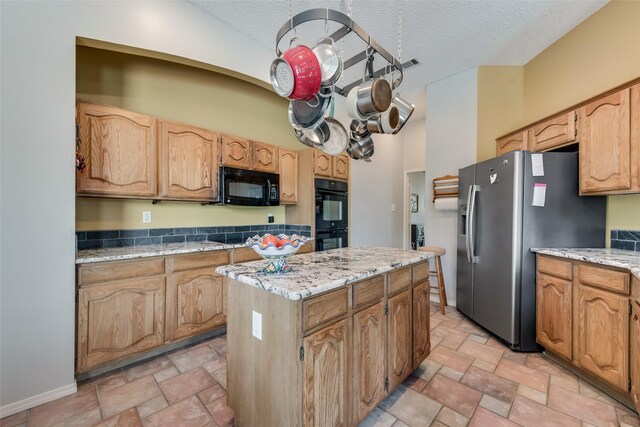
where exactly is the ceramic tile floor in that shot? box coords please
[2,303,639,427]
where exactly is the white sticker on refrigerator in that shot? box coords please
[532,154,544,176]
[532,183,547,207]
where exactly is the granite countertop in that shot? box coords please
[531,248,640,279]
[76,241,245,264]
[215,246,435,301]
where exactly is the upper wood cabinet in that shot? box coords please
[159,121,219,201]
[220,134,252,169]
[529,111,577,152]
[252,141,278,173]
[313,150,333,177]
[303,319,350,427]
[278,149,298,204]
[579,87,635,194]
[631,298,640,414]
[536,271,573,360]
[333,155,350,181]
[496,130,527,156]
[77,101,158,198]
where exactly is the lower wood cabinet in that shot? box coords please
[303,319,350,427]
[412,282,431,369]
[631,299,640,413]
[577,284,628,391]
[352,301,385,424]
[536,272,572,360]
[77,277,165,372]
[388,290,411,392]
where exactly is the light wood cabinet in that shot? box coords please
[76,101,158,198]
[577,284,629,391]
[579,88,634,194]
[77,277,165,372]
[278,149,298,204]
[529,111,577,152]
[536,271,573,360]
[159,121,218,201]
[412,281,431,369]
[496,130,527,156]
[352,301,385,424]
[165,267,226,341]
[220,134,252,169]
[252,141,278,173]
[313,150,333,177]
[388,290,411,392]
[631,299,640,413]
[303,319,350,427]
[333,155,350,181]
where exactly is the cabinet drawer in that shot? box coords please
[78,257,166,286]
[172,251,230,272]
[353,276,384,310]
[537,255,572,280]
[412,261,429,284]
[303,288,349,332]
[388,267,411,294]
[577,263,629,294]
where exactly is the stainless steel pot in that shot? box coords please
[366,104,399,134]
[294,120,329,148]
[312,38,343,86]
[391,94,415,135]
[319,117,348,155]
[356,78,392,116]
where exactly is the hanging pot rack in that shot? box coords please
[275,8,404,96]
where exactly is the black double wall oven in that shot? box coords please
[315,178,348,251]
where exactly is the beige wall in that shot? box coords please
[76,46,302,230]
[477,66,524,162]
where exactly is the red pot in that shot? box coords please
[282,45,321,101]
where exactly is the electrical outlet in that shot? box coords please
[252,310,262,340]
[391,204,396,212]
[268,213,274,223]
[142,211,152,223]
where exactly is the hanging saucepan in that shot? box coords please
[319,117,348,155]
[347,120,375,160]
[391,94,415,135]
[288,85,333,130]
[366,104,399,134]
[312,38,343,86]
[356,78,392,116]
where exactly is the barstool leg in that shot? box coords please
[436,255,447,314]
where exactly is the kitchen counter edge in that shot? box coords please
[531,247,640,280]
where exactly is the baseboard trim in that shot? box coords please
[0,382,77,418]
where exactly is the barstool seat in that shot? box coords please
[417,245,448,314]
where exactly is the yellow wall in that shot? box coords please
[477,66,524,162]
[76,46,303,230]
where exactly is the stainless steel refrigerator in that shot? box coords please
[456,151,606,351]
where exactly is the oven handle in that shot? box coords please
[316,189,348,196]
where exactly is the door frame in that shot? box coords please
[403,169,426,250]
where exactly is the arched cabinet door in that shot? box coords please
[279,149,298,204]
[536,272,572,360]
[220,134,252,169]
[388,290,411,392]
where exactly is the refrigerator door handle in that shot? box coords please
[465,185,473,263]
[469,184,479,264]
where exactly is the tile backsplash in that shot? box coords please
[77,224,312,250]
[610,229,640,252]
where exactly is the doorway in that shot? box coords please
[403,170,426,250]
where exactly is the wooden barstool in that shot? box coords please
[417,246,448,314]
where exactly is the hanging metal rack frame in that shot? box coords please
[275,8,403,96]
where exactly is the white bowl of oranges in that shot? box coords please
[246,233,311,273]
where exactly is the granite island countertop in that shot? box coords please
[215,246,435,300]
[76,241,245,264]
[531,248,640,279]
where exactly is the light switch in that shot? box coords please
[391,204,396,212]
[252,310,262,340]
[142,211,152,223]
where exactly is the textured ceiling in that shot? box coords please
[189,0,606,107]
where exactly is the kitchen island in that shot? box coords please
[216,247,435,427]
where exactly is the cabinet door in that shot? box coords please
[579,89,632,194]
[313,150,332,177]
[353,302,385,423]
[496,130,527,156]
[577,285,629,391]
[529,111,577,152]
[160,121,218,201]
[303,319,349,427]
[412,282,431,369]
[536,272,572,360]
[333,155,349,181]
[252,141,278,173]
[166,267,226,342]
[220,134,252,169]
[77,277,165,372]
[278,149,298,204]
[77,102,157,197]
[631,300,640,414]
[388,290,411,392]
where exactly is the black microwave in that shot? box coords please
[219,166,280,206]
